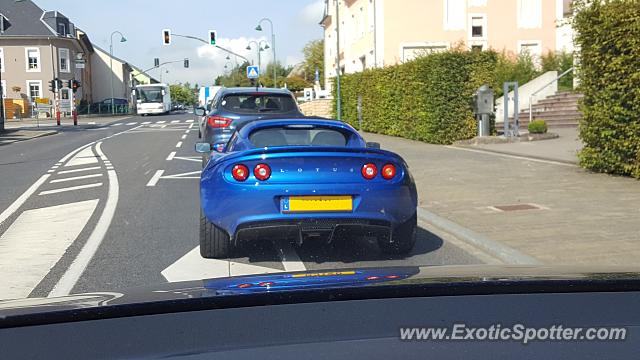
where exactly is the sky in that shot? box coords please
[35,0,325,86]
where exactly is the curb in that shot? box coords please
[0,130,58,144]
[449,145,578,166]
[417,208,541,265]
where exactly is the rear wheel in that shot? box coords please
[200,211,232,259]
[378,213,417,255]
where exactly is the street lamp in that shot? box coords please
[246,40,269,72]
[109,31,127,114]
[256,18,276,87]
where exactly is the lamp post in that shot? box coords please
[109,31,127,114]
[246,40,269,72]
[255,18,276,87]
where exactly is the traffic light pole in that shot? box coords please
[55,81,60,126]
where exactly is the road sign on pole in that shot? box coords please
[247,65,260,79]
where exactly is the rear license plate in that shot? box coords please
[281,196,353,213]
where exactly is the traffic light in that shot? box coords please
[55,79,63,90]
[49,79,56,92]
[162,29,171,45]
[184,59,189,68]
[71,80,81,93]
[67,79,73,88]
[209,30,216,45]
[154,58,160,67]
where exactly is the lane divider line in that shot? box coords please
[166,151,176,161]
[39,183,103,196]
[181,134,187,140]
[146,170,165,187]
[176,141,183,148]
[49,141,120,297]
[186,119,194,123]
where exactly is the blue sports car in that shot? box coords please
[195,118,418,259]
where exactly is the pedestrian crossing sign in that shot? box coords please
[247,66,260,79]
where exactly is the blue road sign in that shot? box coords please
[247,65,260,79]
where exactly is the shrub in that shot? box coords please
[573,0,640,178]
[528,120,548,134]
[332,49,498,144]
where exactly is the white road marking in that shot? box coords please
[166,151,176,161]
[111,123,122,126]
[0,174,50,226]
[50,142,120,297]
[185,130,190,134]
[0,199,99,300]
[156,121,166,124]
[141,121,151,124]
[445,146,577,167]
[88,122,96,125]
[188,123,194,129]
[58,166,101,175]
[161,246,282,282]
[126,122,138,125]
[171,120,180,123]
[181,134,187,140]
[161,170,201,179]
[39,183,103,195]
[276,239,307,272]
[50,173,103,183]
[175,141,183,148]
[174,156,201,163]
[186,119,194,123]
[65,146,98,167]
[146,170,165,186]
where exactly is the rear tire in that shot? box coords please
[378,213,417,255]
[200,211,232,259]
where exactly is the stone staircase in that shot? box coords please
[500,91,583,130]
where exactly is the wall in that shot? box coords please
[91,46,128,102]
[298,99,333,118]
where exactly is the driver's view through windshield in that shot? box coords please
[1,0,640,357]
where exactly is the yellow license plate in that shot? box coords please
[282,196,353,213]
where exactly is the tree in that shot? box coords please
[261,62,293,87]
[283,76,310,92]
[302,39,324,83]
[170,84,197,105]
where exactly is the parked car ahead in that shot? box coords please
[194,87,304,147]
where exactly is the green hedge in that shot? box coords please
[574,0,640,178]
[332,49,499,144]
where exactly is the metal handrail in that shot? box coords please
[528,67,574,124]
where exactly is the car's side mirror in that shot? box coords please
[195,142,212,153]
[194,107,206,116]
[212,142,227,153]
[366,142,381,149]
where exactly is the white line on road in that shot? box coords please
[161,170,201,179]
[156,121,166,124]
[188,123,194,129]
[185,130,190,134]
[142,121,151,124]
[186,119,194,123]
[111,123,122,126]
[166,151,176,161]
[50,173,103,183]
[39,183,103,196]
[0,199,99,300]
[65,146,98,167]
[171,120,180,123]
[176,141,183,148]
[146,170,165,187]
[181,134,187,140]
[58,166,101,175]
[173,156,201,163]
[88,122,96,125]
[276,239,306,272]
[0,175,50,227]
[126,122,138,125]
[50,142,120,297]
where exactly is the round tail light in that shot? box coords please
[232,164,249,181]
[382,164,396,180]
[361,163,378,180]
[254,164,271,181]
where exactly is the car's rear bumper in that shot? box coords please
[200,181,417,243]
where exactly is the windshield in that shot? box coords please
[1,0,639,328]
[221,94,298,113]
[137,87,164,103]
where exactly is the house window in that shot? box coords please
[518,0,542,28]
[26,80,42,103]
[59,48,70,73]
[444,0,465,30]
[402,43,449,62]
[57,23,66,36]
[25,48,41,72]
[471,17,483,37]
[518,41,542,66]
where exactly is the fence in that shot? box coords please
[77,104,130,116]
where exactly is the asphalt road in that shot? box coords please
[0,113,484,299]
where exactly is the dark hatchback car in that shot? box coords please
[195,87,304,151]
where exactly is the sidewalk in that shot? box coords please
[457,128,582,164]
[0,128,58,145]
[2,115,132,130]
[364,131,640,266]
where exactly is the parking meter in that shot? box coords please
[474,85,494,137]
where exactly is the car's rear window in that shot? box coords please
[249,127,348,147]
[221,93,298,114]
